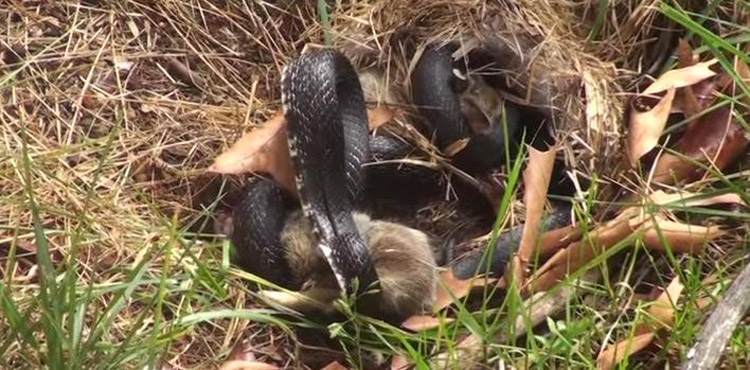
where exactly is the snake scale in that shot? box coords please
[281,49,379,295]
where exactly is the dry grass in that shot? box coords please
[1,0,749,369]
[0,1,318,368]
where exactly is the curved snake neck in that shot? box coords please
[280,49,379,295]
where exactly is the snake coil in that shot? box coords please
[280,49,379,296]
[230,46,566,320]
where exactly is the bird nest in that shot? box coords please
[324,0,626,198]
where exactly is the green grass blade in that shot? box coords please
[0,283,37,348]
[20,126,65,369]
[317,0,333,46]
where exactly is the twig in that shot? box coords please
[683,259,750,370]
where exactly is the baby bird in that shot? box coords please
[456,72,508,135]
[268,210,439,323]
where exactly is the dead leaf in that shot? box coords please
[597,332,655,370]
[443,138,470,157]
[676,39,694,68]
[673,50,703,116]
[434,269,496,311]
[368,105,395,130]
[505,254,524,292]
[646,277,684,329]
[517,146,557,268]
[401,315,453,331]
[671,40,708,114]
[538,224,584,257]
[653,58,750,183]
[529,212,642,294]
[629,58,721,163]
[320,361,348,370]
[596,277,683,370]
[673,74,733,116]
[209,113,297,195]
[641,218,724,254]
[628,88,676,165]
[652,104,746,184]
[675,87,702,116]
[643,59,718,95]
[647,190,746,208]
[209,107,405,196]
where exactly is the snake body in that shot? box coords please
[412,46,520,173]
[230,47,559,319]
[280,49,378,295]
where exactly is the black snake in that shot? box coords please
[230,46,567,311]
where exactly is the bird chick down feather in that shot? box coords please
[265,210,439,321]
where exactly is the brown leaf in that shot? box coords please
[320,361,348,370]
[538,224,584,257]
[673,74,733,116]
[518,146,557,265]
[443,138,470,157]
[643,59,718,95]
[596,277,683,370]
[597,333,655,370]
[505,254,524,291]
[641,218,724,254]
[209,107,403,196]
[675,80,703,116]
[652,103,747,184]
[528,212,642,293]
[653,58,750,183]
[368,105,395,130]
[433,269,496,311]
[209,113,297,195]
[647,190,747,208]
[628,88,676,165]
[676,39,695,68]
[401,315,453,331]
[646,277,684,329]
[628,59,717,165]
